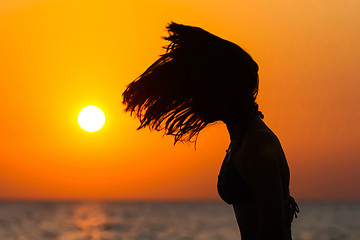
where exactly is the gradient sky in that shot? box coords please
[0,0,359,201]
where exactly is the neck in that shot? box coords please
[224,114,257,142]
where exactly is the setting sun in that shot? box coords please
[78,106,105,132]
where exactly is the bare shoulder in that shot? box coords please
[234,119,283,172]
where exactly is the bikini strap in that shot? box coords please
[288,196,300,223]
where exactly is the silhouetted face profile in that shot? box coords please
[122,22,260,144]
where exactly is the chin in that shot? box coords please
[194,105,222,123]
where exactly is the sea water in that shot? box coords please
[0,201,359,240]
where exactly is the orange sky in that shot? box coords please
[0,0,359,201]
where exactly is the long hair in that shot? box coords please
[122,22,260,144]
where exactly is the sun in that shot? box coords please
[78,106,105,132]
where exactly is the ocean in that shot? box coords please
[0,201,359,240]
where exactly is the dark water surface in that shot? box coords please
[0,201,359,240]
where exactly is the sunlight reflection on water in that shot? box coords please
[68,203,109,240]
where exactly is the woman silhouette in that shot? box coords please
[122,22,299,239]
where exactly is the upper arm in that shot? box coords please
[234,132,286,236]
